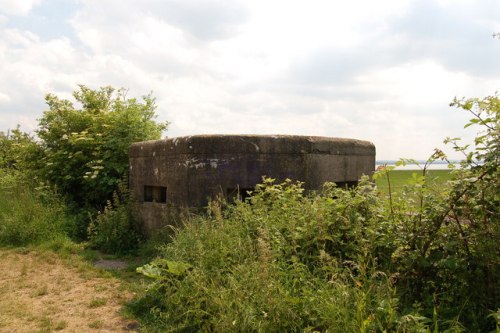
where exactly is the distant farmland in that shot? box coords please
[374,169,452,196]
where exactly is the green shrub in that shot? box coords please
[87,184,143,254]
[375,94,499,331]
[36,86,167,238]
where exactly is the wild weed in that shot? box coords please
[0,180,68,247]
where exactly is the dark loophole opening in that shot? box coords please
[227,187,253,202]
[144,185,167,203]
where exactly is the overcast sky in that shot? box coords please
[0,0,499,160]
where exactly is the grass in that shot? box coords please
[374,169,452,196]
[88,319,104,329]
[0,183,69,247]
[0,246,141,332]
[89,297,108,308]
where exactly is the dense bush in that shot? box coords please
[132,94,498,332]
[0,85,167,250]
[36,85,167,238]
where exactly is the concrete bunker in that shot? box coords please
[129,135,375,233]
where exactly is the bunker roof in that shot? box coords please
[129,135,375,157]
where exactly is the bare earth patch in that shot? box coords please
[0,249,138,333]
[94,259,129,271]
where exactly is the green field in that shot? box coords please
[374,169,452,196]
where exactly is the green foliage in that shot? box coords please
[87,182,143,255]
[375,94,499,331]
[442,94,499,328]
[0,85,167,249]
[0,130,71,246]
[37,85,167,207]
[0,127,43,180]
[132,94,498,332]
[0,127,26,170]
[130,179,424,332]
[36,85,167,238]
[0,181,70,247]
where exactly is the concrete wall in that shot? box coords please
[129,135,375,233]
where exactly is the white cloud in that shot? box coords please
[0,0,42,16]
[0,0,499,161]
[0,92,10,103]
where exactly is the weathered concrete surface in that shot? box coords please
[129,135,375,234]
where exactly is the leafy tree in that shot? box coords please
[0,127,44,188]
[36,85,168,237]
[0,127,39,171]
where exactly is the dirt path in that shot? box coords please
[0,248,139,333]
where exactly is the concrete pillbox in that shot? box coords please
[129,135,375,233]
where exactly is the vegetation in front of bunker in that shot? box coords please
[130,94,499,332]
[0,85,167,253]
[36,85,167,239]
[87,181,143,255]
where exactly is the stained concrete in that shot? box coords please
[129,135,375,233]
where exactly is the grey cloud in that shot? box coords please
[286,0,500,89]
[388,0,500,77]
[235,80,387,107]
[147,0,249,41]
[127,52,201,78]
[287,49,389,86]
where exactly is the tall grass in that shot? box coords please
[0,171,70,246]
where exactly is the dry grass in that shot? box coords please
[0,248,138,333]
